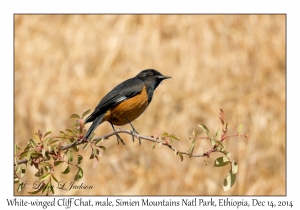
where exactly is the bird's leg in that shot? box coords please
[125,117,139,134]
[125,117,141,145]
[110,122,125,145]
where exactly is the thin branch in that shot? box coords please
[221,134,249,141]
[15,129,208,166]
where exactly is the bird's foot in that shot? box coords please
[116,133,125,145]
[130,129,141,145]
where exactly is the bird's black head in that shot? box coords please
[135,69,171,84]
[135,69,171,103]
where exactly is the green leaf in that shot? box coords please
[210,137,216,146]
[40,167,44,174]
[72,128,81,136]
[14,144,17,156]
[14,144,20,156]
[70,114,80,119]
[214,156,230,167]
[24,143,32,151]
[41,148,46,157]
[21,167,26,178]
[65,129,74,134]
[83,142,89,150]
[26,149,35,161]
[77,155,83,165]
[69,137,76,143]
[192,130,197,137]
[226,152,231,157]
[216,145,225,152]
[161,132,169,136]
[72,145,79,152]
[42,182,49,194]
[19,151,28,160]
[231,160,238,174]
[49,145,57,152]
[169,134,180,141]
[67,150,73,162]
[215,141,225,152]
[98,145,106,151]
[82,109,91,119]
[59,131,66,135]
[95,138,103,146]
[93,148,100,155]
[216,140,225,149]
[43,130,52,138]
[238,124,243,134]
[75,167,84,181]
[178,152,184,162]
[39,162,52,168]
[35,171,42,177]
[198,124,210,136]
[29,139,37,147]
[51,174,58,183]
[188,139,196,158]
[215,128,221,139]
[30,152,43,158]
[15,165,21,174]
[174,148,178,155]
[73,120,80,126]
[54,161,64,166]
[43,138,50,149]
[39,173,51,181]
[17,182,23,192]
[49,183,54,194]
[49,139,59,145]
[14,178,20,184]
[62,165,70,174]
[28,187,44,194]
[151,143,155,149]
[223,172,236,191]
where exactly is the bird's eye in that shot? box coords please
[148,70,154,75]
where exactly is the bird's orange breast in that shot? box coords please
[103,85,149,126]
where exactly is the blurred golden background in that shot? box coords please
[14,15,285,195]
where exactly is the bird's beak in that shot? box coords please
[158,75,172,80]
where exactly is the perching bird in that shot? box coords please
[83,69,171,144]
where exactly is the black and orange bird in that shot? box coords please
[83,69,171,144]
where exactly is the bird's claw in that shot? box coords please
[116,133,125,145]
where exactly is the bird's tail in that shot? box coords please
[83,113,105,140]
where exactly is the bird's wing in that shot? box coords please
[85,78,144,123]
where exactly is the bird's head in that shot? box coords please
[135,69,171,85]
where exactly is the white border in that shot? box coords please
[1,0,299,209]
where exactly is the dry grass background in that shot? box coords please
[14,15,285,195]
